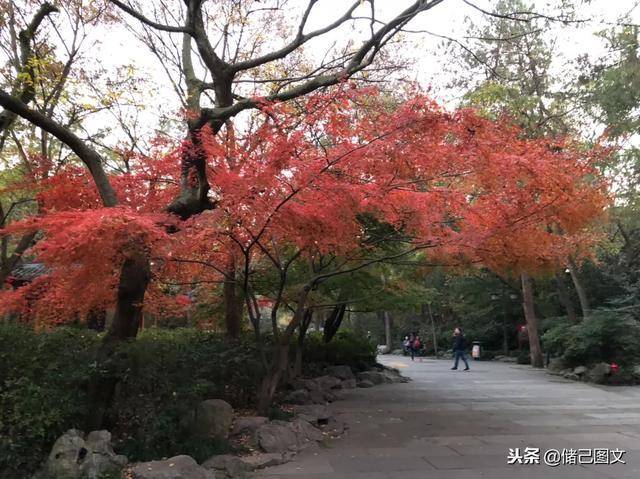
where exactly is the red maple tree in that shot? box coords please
[0,85,610,409]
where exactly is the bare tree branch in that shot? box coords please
[108,0,192,33]
[0,91,118,207]
[229,1,359,73]
[0,2,58,136]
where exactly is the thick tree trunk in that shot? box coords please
[167,33,232,220]
[167,129,214,218]
[292,343,303,381]
[257,340,290,415]
[384,311,392,350]
[521,272,544,368]
[86,308,106,332]
[568,258,590,318]
[421,303,438,354]
[0,231,36,285]
[292,309,313,379]
[223,264,242,339]
[256,289,310,413]
[427,303,438,355]
[554,268,577,322]
[86,251,150,430]
[323,303,346,343]
[501,309,509,356]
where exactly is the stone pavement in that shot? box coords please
[254,355,640,479]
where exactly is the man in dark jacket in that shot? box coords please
[451,327,470,371]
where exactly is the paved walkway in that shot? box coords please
[255,355,640,479]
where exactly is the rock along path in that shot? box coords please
[254,355,640,479]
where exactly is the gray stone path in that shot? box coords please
[255,356,640,479]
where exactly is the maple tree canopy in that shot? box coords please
[0,86,610,326]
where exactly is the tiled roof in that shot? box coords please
[9,263,47,282]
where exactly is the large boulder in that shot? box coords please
[326,365,354,381]
[283,389,311,405]
[286,418,324,448]
[46,429,85,479]
[323,418,347,438]
[81,431,128,478]
[296,378,322,392]
[202,455,250,478]
[381,367,409,383]
[341,379,356,389]
[573,365,588,376]
[129,455,215,479]
[357,379,374,388]
[547,357,567,374]
[587,362,611,384]
[191,399,234,440]
[202,452,294,477]
[254,422,298,453]
[308,389,330,404]
[315,375,342,390]
[293,404,332,425]
[356,371,387,385]
[45,429,127,479]
[230,416,268,437]
[240,452,293,470]
[254,418,324,453]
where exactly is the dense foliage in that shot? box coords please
[2,1,640,476]
[0,324,374,476]
[0,324,99,478]
[302,331,376,373]
[543,311,640,368]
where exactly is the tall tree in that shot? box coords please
[580,25,640,314]
[0,2,57,283]
[521,272,543,367]
[448,0,598,362]
[107,0,445,337]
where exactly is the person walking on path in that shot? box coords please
[408,333,416,361]
[403,335,411,356]
[451,327,470,371]
[413,334,423,362]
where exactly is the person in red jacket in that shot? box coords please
[412,334,421,361]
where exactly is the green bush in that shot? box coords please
[0,325,263,476]
[516,349,531,365]
[0,323,99,478]
[302,330,376,373]
[0,324,378,476]
[542,311,640,368]
[480,350,497,360]
[540,317,573,356]
[107,328,263,462]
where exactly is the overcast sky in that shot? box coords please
[63,0,640,147]
[94,0,638,109]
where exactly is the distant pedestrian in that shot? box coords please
[408,333,421,361]
[407,333,415,360]
[451,327,470,371]
[413,334,423,362]
[403,335,411,355]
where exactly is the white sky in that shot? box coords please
[3,0,637,154]
[88,0,639,137]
